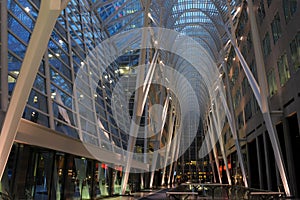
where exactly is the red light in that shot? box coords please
[228,163,231,169]
[102,163,107,169]
[115,166,122,171]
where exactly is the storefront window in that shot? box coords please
[97,162,110,197]
[113,166,123,195]
[25,149,54,200]
[0,144,119,199]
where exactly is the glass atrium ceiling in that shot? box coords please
[92,0,240,58]
[91,0,242,120]
[73,2,246,169]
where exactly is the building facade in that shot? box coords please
[221,0,300,197]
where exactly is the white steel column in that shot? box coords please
[208,116,222,183]
[149,97,167,188]
[171,162,177,185]
[225,0,290,194]
[121,0,151,193]
[149,75,168,188]
[172,124,182,184]
[161,114,175,185]
[0,0,69,180]
[203,119,217,183]
[216,72,248,187]
[208,146,217,183]
[149,140,159,188]
[168,120,180,185]
[246,0,290,195]
[211,101,231,184]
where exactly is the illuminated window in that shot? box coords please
[267,69,277,96]
[277,53,290,86]
[283,0,297,23]
[262,32,271,56]
[271,13,282,44]
[290,32,300,70]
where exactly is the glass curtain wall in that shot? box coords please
[6,0,130,153]
[1,143,115,199]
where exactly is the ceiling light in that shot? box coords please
[24,7,30,13]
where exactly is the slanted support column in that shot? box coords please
[208,117,222,183]
[149,140,159,188]
[170,123,181,185]
[225,0,290,195]
[161,114,175,185]
[219,61,248,187]
[167,123,179,185]
[0,0,69,181]
[167,129,179,185]
[121,0,151,193]
[247,0,290,195]
[205,125,217,183]
[210,103,231,185]
[171,161,178,184]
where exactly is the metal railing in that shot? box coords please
[166,183,295,199]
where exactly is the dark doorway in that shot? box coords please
[287,114,300,197]
[248,139,259,188]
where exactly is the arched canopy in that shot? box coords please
[89,0,243,138]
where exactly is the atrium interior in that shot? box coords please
[0,0,300,199]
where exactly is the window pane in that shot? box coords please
[271,13,282,44]
[267,70,277,96]
[277,54,290,86]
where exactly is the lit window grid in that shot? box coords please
[6,0,130,151]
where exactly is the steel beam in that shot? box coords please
[120,0,151,194]
[0,0,69,180]
[211,101,231,184]
[216,70,248,187]
[208,116,222,183]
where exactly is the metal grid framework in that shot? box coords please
[0,0,292,196]
[1,0,243,173]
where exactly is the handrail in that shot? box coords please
[168,183,295,199]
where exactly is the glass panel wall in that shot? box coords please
[6,0,130,155]
[0,143,120,199]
